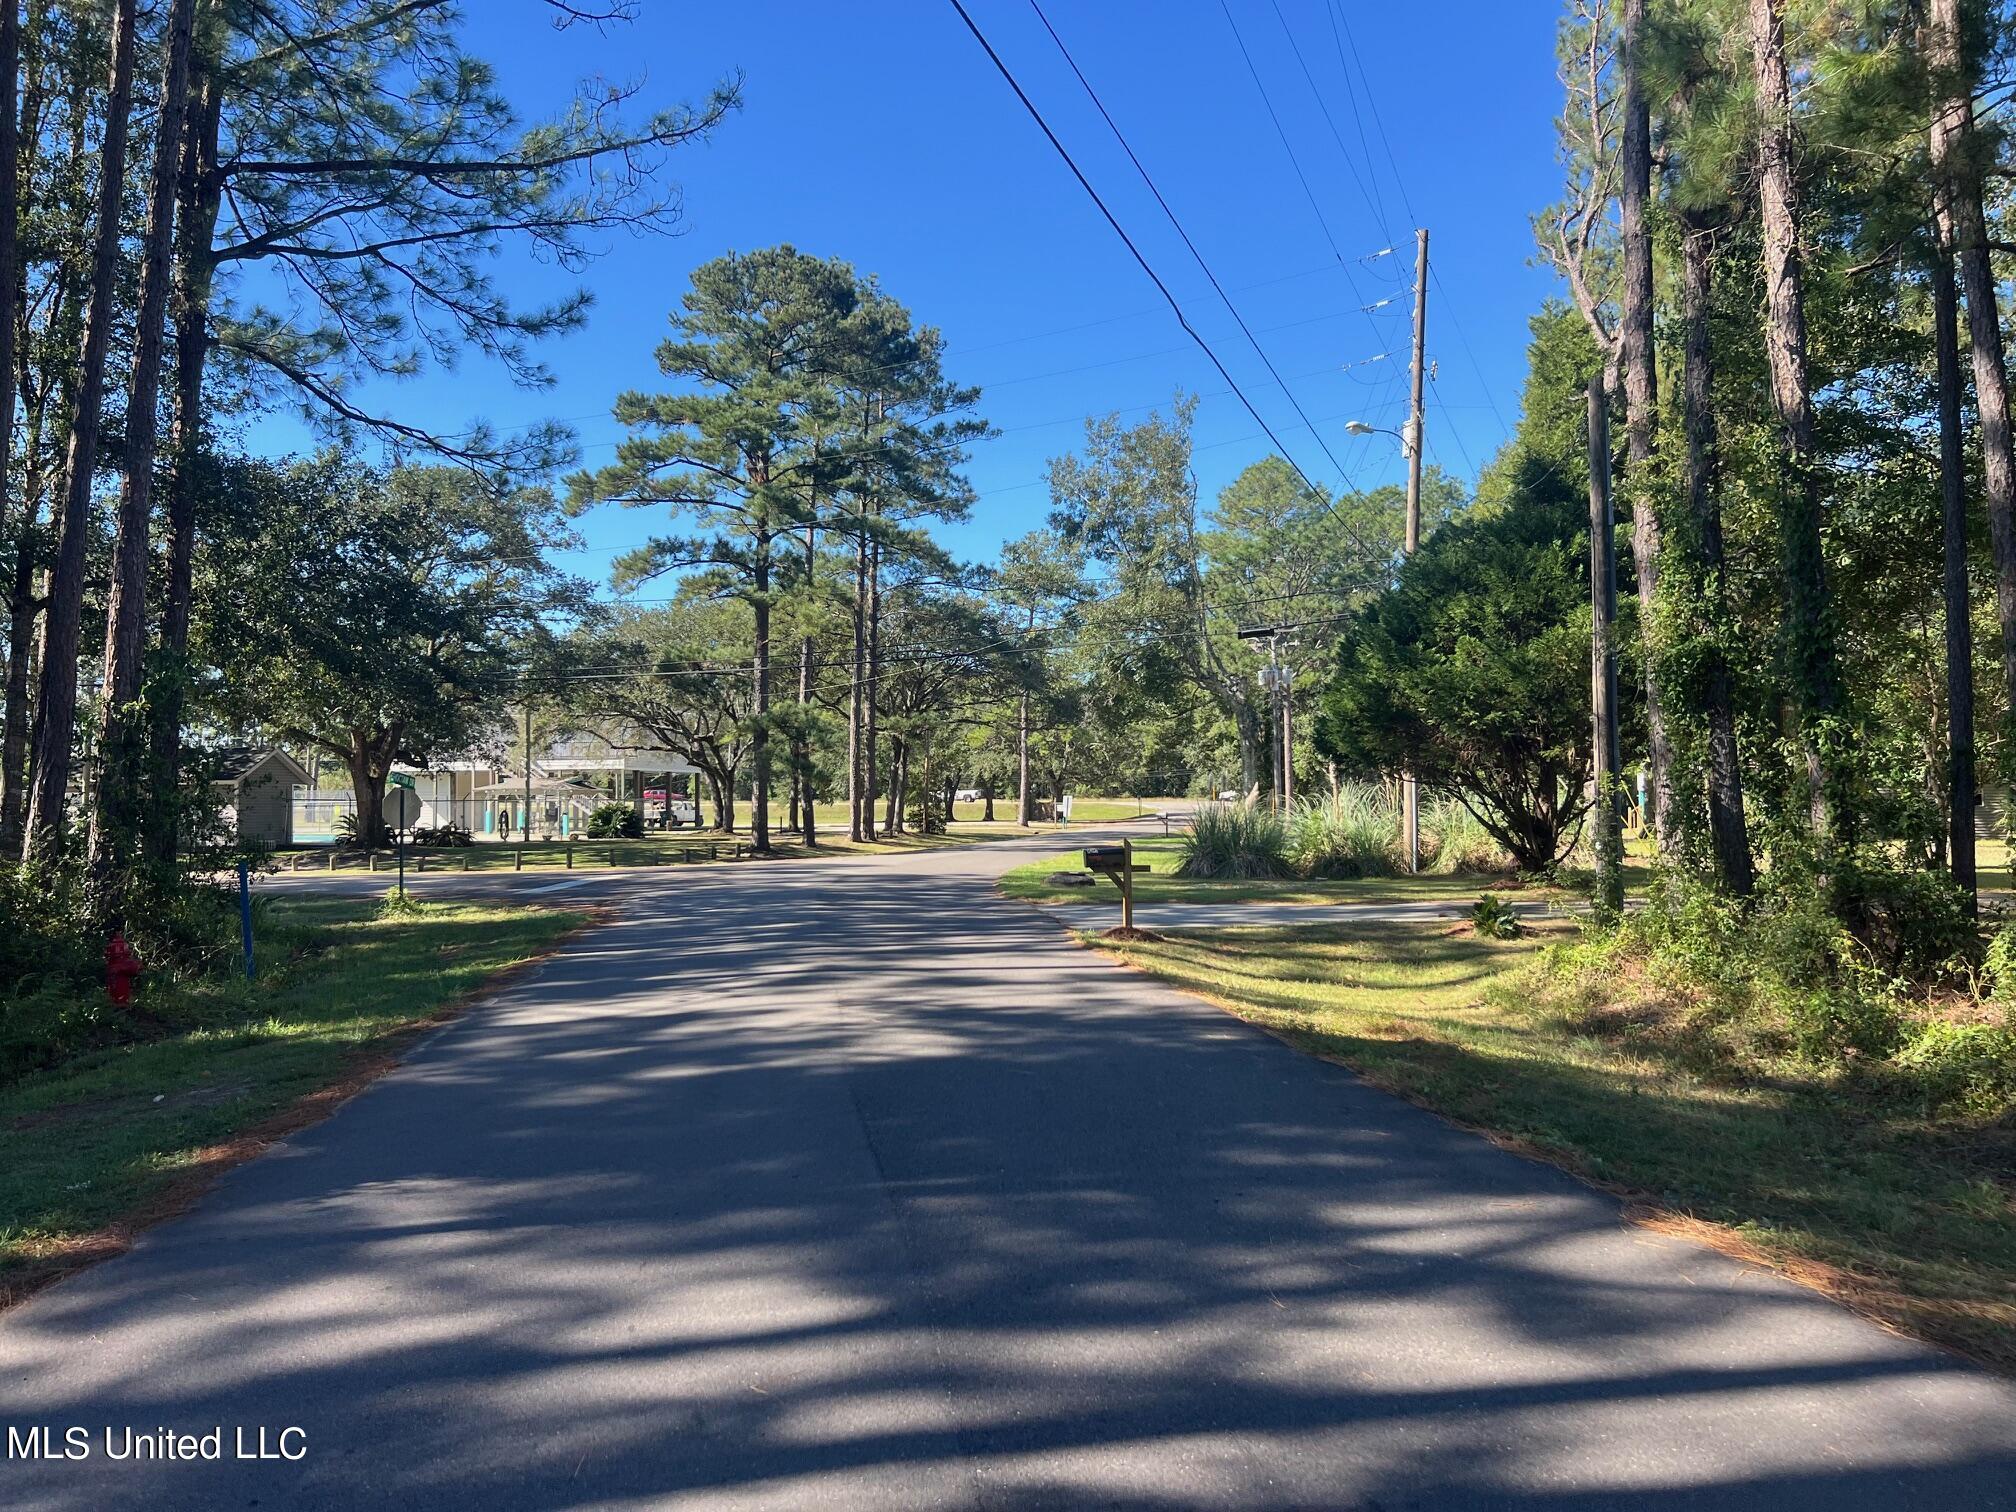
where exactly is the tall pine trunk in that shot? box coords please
[798,520,815,846]
[1620,0,1672,846]
[751,533,772,853]
[90,0,198,888]
[144,35,222,867]
[1680,216,1753,895]
[848,523,867,841]
[0,0,19,751]
[1016,689,1032,825]
[866,535,882,836]
[1931,229,1977,909]
[1746,0,1842,839]
[24,0,138,859]
[1928,0,2016,777]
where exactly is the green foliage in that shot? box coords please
[1318,453,1604,872]
[1175,802,1291,880]
[1425,797,1513,873]
[585,804,644,840]
[1542,865,2012,1114]
[0,858,246,1081]
[198,458,587,847]
[1891,1020,2016,1117]
[1827,859,1979,983]
[1471,894,1525,940]
[1288,787,1398,878]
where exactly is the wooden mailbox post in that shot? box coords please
[1082,838,1151,931]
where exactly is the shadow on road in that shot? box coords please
[2,847,2011,1509]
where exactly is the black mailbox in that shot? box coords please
[1083,846,1127,872]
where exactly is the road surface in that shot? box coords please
[2,826,2013,1509]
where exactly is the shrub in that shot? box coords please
[1829,859,1977,982]
[1987,924,2016,1001]
[1176,802,1291,880]
[1892,1019,2016,1115]
[1472,894,1523,939]
[586,803,644,839]
[1288,787,1397,878]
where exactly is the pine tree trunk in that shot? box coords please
[1746,0,1841,839]
[24,0,139,859]
[884,736,904,836]
[1931,230,1977,910]
[1620,0,1672,847]
[751,535,772,853]
[0,0,20,773]
[798,520,815,847]
[1680,217,1754,896]
[866,535,882,836]
[848,524,866,841]
[1016,690,1032,825]
[90,0,197,889]
[1929,0,2016,785]
[1,3,71,853]
[144,41,222,868]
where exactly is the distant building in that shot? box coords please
[208,748,313,846]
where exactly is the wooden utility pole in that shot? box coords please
[1587,376,1624,922]
[1280,659,1294,811]
[1402,227,1429,872]
[1267,635,1283,811]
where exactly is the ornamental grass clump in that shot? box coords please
[1289,786,1399,878]
[1424,796,1511,874]
[1176,801,1292,880]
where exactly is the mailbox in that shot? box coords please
[1083,846,1127,872]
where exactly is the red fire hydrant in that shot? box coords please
[105,931,144,1008]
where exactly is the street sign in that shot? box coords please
[389,771,416,790]
[385,786,423,833]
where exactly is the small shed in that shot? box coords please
[209,748,312,846]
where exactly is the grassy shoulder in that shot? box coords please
[1092,919,2016,1372]
[997,835,1641,905]
[0,896,586,1300]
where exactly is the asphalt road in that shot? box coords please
[2,826,2013,1509]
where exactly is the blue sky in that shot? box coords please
[248,0,1565,587]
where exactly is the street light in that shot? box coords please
[1345,418,1418,457]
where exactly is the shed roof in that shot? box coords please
[205,747,313,789]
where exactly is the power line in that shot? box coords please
[943,0,1340,513]
[1023,0,1362,493]
[1326,0,1515,445]
[1212,0,1389,362]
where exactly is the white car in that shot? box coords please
[954,788,984,803]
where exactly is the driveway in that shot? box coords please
[2,826,2012,1509]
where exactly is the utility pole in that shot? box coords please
[1587,375,1625,922]
[1237,625,1283,810]
[1281,658,1294,811]
[1268,635,1283,811]
[1401,226,1430,872]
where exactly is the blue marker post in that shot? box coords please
[237,860,255,981]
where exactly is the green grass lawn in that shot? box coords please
[1092,919,2016,1371]
[0,897,585,1300]
[274,821,1024,873]
[997,835,1645,905]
